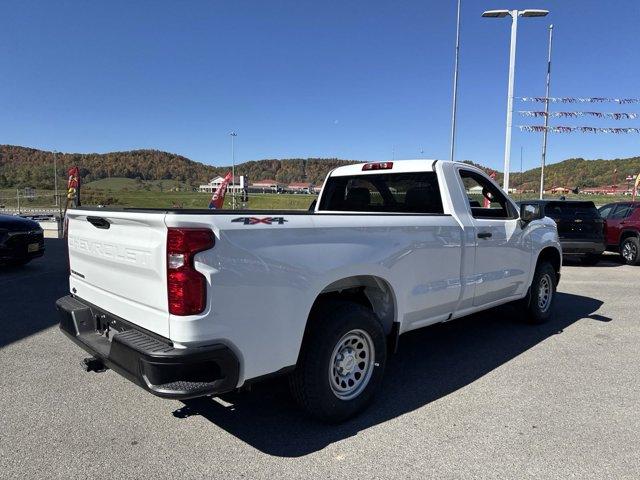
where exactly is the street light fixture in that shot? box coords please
[449,0,462,162]
[482,8,549,193]
[53,150,59,206]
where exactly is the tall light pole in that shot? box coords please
[449,0,462,162]
[53,150,59,206]
[482,8,549,193]
[539,24,554,199]
[229,131,237,209]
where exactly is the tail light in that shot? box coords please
[167,228,215,316]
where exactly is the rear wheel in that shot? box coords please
[620,237,640,265]
[519,261,557,324]
[290,300,386,423]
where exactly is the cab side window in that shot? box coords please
[458,169,515,219]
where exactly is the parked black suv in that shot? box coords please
[519,200,605,265]
[0,214,45,266]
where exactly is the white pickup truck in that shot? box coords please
[57,160,561,422]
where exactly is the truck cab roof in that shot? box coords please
[329,159,440,177]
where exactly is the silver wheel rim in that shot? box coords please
[329,329,375,401]
[537,273,553,313]
[622,241,637,262]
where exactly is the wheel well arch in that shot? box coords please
[308,275,397,335]
[537,246,561,283]
[620,229,639,244]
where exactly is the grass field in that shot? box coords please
[84,177,186,191]
[111,191,316,209]
[0,188,316,211]
[0,175,636,212]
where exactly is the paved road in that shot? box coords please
[1,240,638,479]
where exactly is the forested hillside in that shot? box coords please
[0,144,638,190]
[514,157,640,190]
[0,145,358,189]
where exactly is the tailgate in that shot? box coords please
[66,209,169,337]
[555,217,604,240]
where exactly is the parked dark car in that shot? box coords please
[0,214,45,266]
[598,201,640,265]
[519,200,605,265]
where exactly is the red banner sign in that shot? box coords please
[209,172,232,209]
[67,166,81,206]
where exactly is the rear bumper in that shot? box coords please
[56,295,239,400]
[560,240,606,256]
[0,232,45,262]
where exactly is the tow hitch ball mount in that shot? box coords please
[81,356,107,373]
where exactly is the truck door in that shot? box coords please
[457,169,531,307]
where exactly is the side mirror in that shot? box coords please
[520,203,543,224]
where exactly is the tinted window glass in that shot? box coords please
[610,204,633,219]
[319,172,443,213]
[545,201,599,219]
[598,204,614,219]
[459,169,513,219]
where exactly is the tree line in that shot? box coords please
[1,144,638,191]
[0,145,358,189]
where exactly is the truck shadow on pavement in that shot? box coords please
[0,239,68,348]
[562,252,625,268]
[175,292,609,457]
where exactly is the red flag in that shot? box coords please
[484,171,497,208]
[67,166,79,190]
[209,172,232,209]
[67,166,81,206]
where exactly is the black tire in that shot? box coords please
[580,254,601,266]
[520,261,557,324]
[290,300,387,423]
[620,237,640,265]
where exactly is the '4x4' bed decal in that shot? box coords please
[231,217,288,225]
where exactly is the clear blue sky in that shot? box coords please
[1,0,638,172]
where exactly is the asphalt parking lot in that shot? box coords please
[1,239,639,479]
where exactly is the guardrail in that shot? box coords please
[1,208,62,215]
[1,209,63,238]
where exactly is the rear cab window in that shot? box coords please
[318,172,444,214]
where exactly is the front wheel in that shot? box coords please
[520,261,557,324]
[289,300,387,423]
[620,237,640,265]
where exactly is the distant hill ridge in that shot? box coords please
[0,144,638,190]
[0,145,358,189]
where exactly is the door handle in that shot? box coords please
[86,216,111,229]
[477,232,492,239]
